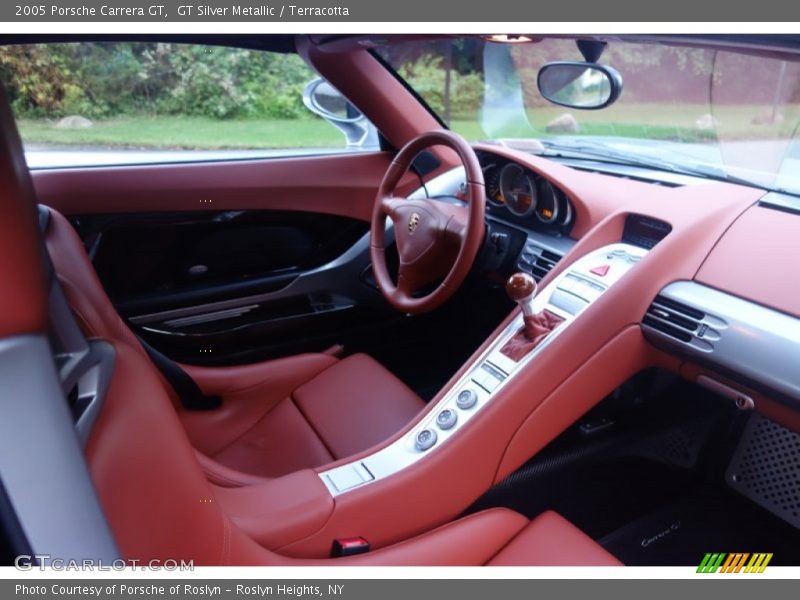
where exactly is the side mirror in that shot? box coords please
[537,62,623,110]
[302,78,379,149]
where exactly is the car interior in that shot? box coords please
[0,33,799,567]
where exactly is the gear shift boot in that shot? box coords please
[501,271,565,361]
[500,310,564,361]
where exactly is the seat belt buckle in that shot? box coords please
[331,536,370,557]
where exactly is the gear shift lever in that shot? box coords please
[501,272,564,360]
[505,272,538,318]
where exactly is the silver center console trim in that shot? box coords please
[320,242,649,496]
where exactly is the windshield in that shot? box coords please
[378,38,800,194]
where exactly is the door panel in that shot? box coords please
[69,209,398,365]
[77,210,369,315]
[32,153,410,365]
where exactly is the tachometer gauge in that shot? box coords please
[535,179,559,225]
[499,163,536,216]
[484,164,504,205]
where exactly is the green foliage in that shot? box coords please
[0,42,316,120]
[398,54,484,119]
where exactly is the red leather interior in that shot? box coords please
[44,208,145,352]
[293,353,425,459]
[180,353,339,457]
[0,87,47,338]
[696,205,800,318]
[32,151,419,220]
[195,352,426,480]
[500,310,564,362]
[489,511,622,566]
[213,469,335,551]
[86,342,234,564]
[211,396,336,479]
[87,341,618,564]
[40,149,774,559]
[275,181,765,558]
[41,204,425,481]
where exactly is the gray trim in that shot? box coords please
[0,334,119,563]
[73,341,116,444]
[643,281,800,404]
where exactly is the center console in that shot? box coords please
[320,241,649,496]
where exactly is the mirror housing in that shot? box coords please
[302,78,379,149]
[537,62,623,110]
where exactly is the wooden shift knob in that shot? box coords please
[506,272,537,302]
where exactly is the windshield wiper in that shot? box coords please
[539,139,765,189]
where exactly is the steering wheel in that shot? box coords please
[370,130,486,314]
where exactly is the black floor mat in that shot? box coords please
[600,484,800,566]
[470,456,699,541]
[467,377,800,566]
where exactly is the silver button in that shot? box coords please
[456,389,478,410]
[436,409,458,430]
[549,288,589,315]
[414,428,438,451]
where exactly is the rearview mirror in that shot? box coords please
[302,78,379,148]
[537,62,622,110]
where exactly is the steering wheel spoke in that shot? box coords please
[380,196,404,221]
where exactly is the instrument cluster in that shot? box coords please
[481,154,574,233]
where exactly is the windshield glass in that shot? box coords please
[378,38,800,194]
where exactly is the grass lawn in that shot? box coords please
[17,103,800,150]
[18,116,345,149]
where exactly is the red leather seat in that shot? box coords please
[352,509,622,566]
[42,206,425,481]
[86,337,621,566]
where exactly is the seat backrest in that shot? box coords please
[41,207,147,355]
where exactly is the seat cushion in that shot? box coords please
[319,508,621,566]
[488,510,623,566]
[211,397,334,479]
[209,353,425,478]
[293,353,426,459]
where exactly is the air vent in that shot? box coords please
[642,294,721,352]
[518,243,562,281]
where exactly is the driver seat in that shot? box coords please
[41,206,425,483]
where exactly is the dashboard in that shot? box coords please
[477,151,575,236]
[437,145,800,425]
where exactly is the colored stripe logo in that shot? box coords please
[697,553,773,573]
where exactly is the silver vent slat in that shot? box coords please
[644,293,721,352]
[518,242,562,282]
[643,281,800,405]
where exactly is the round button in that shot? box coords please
[414,428,438,451]
[436,408,458,430]
[456,389,478,410]
[611,249,627,257]
[627,255,641,263]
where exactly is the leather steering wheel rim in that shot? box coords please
[370,129,486,314]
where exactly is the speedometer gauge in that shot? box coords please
[535,179,559,225]
[499,163,536,216]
